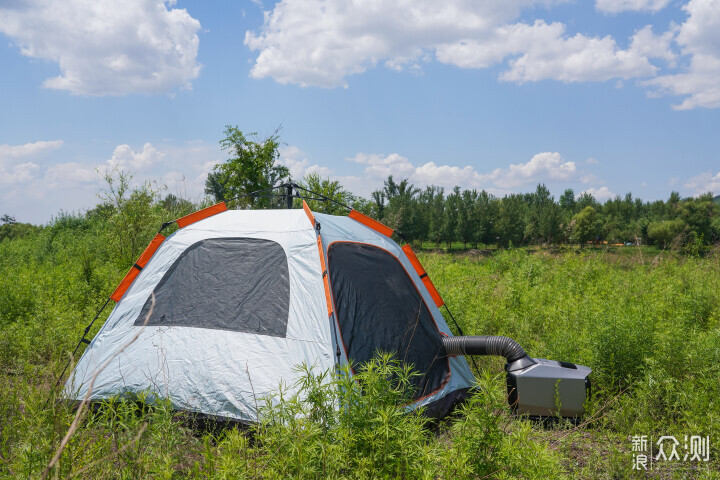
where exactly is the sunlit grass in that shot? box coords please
[1,218,719,478]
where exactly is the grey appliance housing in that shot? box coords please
[506,357,591,418]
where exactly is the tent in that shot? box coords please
[65,199,475,422]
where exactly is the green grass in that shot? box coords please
[1,222,719,478]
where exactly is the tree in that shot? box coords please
[647,219,686,248]
[370,190,386,220]
[678,193,717,243]
[524,184,560,245]
[299,173,352,215]
[572,206,598,246]
[204,171,228,203]
[98,168,159,267]
[496,194,526,248]
[160,193,195,219]
[428,188,445,248]
[576,192,598,211]
[458,189,477,248]
[476,190,497,246]
[443,187,461,248]
[206,126,289,207]
[559,189,576,219]
[0,215,38,242]
[382,176,420,238]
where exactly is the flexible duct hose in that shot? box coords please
[442,335,528,363]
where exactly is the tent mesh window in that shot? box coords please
[135,238,290,337]
[328,242,450,400]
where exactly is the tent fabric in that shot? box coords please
[328,241,449,400]
[315,211,475,412]
[134,237,290,337]
[66,208,474,422]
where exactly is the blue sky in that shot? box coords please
[1,0,719,224]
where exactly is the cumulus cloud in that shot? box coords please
[346,151,582,193]
[244,0,674,88]
[278,146,332,179]
[0,0,202,95]
[595,0,672,13]
[44,162,102,189]
[107,143,165,171]
[437,21,672,84]
[488,152,577,187]
[0,140,64,160]
[643,0,720,109]
[244,1,539,87]
[0,162,40,186]
[685,171,720,195]
[499,23,674,83]
[348,153,417,179]
[580,186,616,201]
[0,140,63,186]
[2,140,225,223]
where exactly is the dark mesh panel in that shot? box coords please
[328,242,449,400]
[135,238,290,337]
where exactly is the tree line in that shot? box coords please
[354,179,720,249]
[203,126,720,250]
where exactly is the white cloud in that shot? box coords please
[413,162,486,187]
[595,0,672,13]
[643,0,720,109]
[586,157,600,164]
[0,140,64,161]
[2,140,224,223]
[499,22,672,83]
[0,162,40,186]
[107,143,165,171]
[244,1,540,87]
[580,186,616,201]
[278,146,332,179]
[45,162,101,187]
[244,0,673,88]
[0,140,63,186]
[629,25,677,66]
[345,151,582,192]
[0,0,201,95]
[685,171,720,195]
[488,152,577,188]
[348,152,416,179]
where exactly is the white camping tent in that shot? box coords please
[66,203,475,422]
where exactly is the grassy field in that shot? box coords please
[1,219,719,479]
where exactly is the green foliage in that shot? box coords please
[428,248,720,475]
[496,194,527,247]
[207,126,289,207]
[297,172,353,215]
[445,372,566,479]
[98,168,163,267]
[254,354,437,479]
[571,206,598,245]
[0,221,39,242]
[647,218,686,248]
